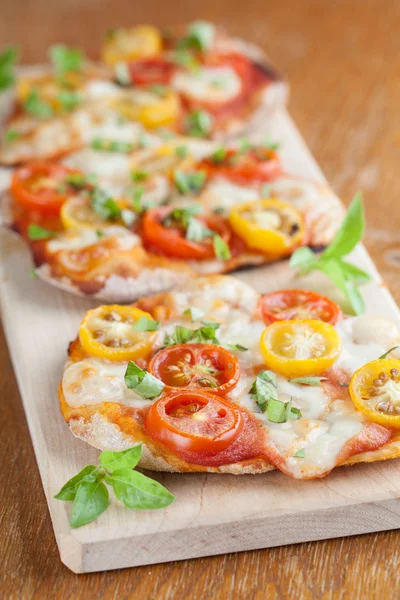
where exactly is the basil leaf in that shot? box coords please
[321,192,365,260]
[163,322,220,346]
[0,46,18,91]
[58,90,82,112]
[131,170,148,182]
[124,361,164,399]
[379,346,400,360]
[106,468,175,509]
[54,465,98,501]
[267,397,288,423]
[210,148,227,163]
[99,446,142,473]
[49,44,84,77]
[182,21,215,52]
[183,307,205,321]
[289,376,326,386]
[172,49,200,72]
[164,325,195,346]
[70,480,109,528]
[213,234,231,260]
[290,193,370,315]
[250,370,278,412]
[267,398,302,423]
[175,145,188,158]
[91,188,121,220]
[185,110,213,137]
[27,224,56,240]
[289,246,316,269]
[186,217,213,242]
[4,128,20,142]
[90,137,134,153]
[132,316,160,331]
[227,344,248,352]
[294,449,305,458]
[174,170,206,194]
[23,90,53,119]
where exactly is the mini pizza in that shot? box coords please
[0,21,287,165]
[59,276,400,478]
[1,137,344,301]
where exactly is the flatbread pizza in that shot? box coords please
[59,276,400,479]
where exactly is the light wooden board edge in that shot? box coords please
[2,103,400,573]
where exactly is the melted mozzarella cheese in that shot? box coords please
[335,317,388,375]
[63,149,133,196]
[47,226,139,253]
[172,66,242,103]
[199,179,259,213]
[84,80,123,101]
[63,358,151,408]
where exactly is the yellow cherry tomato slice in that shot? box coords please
[114,88,180,128]
[101,25,162,66]
[130,144,193,179]
[349,359,400,427]
[228,199,305,258]
[60,196,128,230]
[260,319,341,378]
[79,305,156,361]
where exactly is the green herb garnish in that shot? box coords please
[175,145,189,158]
[213,234,231,260]
[132,316,160,332]
[58,90,83,112]
[4,128,20,143]
[90,137,135,153]
[379,346,400,360]
[289,376,326,386]
[290,193,371,315]
[249,370,302,422]
[0,47,18,91]
[174,170,206,194]
[227,344,248,352]
[90,188,121,220]
[163,321,220,347]
[49,44,84,80]
[185,110,213,137]
[54,445,174,527]
[294,449,305,458]
[124,361,165,399]
[131,170,148,182]
[172,49,200,72]
[179,21,215,52]
[23,90,53,119]
[27,224,56,240]
[210,147,227,163]
[183,307,205,321]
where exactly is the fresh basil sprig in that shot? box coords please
[0,47,18,92]
[55,445,174,528]
[289,193,371,315]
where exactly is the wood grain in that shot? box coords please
[2,0,400,597]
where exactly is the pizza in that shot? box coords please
[0,21,287,166]
[59,276,400,479]
[1,135,343,301]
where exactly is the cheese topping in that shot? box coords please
[47,226,139,253]
[172,66,242,103]
[199,179,259,213]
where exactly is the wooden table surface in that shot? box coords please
[1,0,400,597]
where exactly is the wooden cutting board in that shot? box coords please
[2,106,400,574]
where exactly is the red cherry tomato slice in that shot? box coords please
[198,147,280,185]
[128,57,176,85]
[259,289,343,326]
[11,161,78,216]
[141,206,231,260]
[148,343,240,395]
[144,390,243,454]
